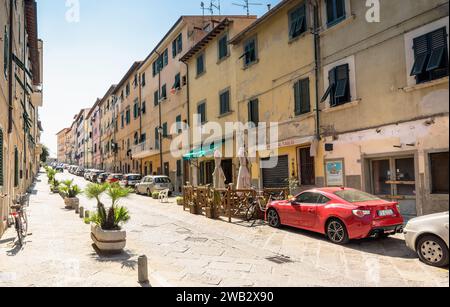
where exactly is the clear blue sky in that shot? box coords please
[38,0,280,156]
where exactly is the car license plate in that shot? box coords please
[378,209,394,217]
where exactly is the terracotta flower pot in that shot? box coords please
[64,197,79,210]
[90,224,126,253]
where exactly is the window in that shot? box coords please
[126,108,131,125]
[243,38,257,66]
[125,83,130,97]
[197,102,206,124]
[161,84,167,100]
[155,127,160,150]
[173,73,181,90]
[321,64,351,107]
[4,26,9,78]
[176,115,182,133]
[162,123,168,137]
[154,90,159,106]
[410,27,449,84]
[142,101,146,114]
[430,152,449,194]
[134,132,139,145]
[163,49,169,67]
[133,100,139,119]
[335,190,382,203]
[172,33,183,58]
[152,61,158,77]
[219,89,230,115]
[326,0,346,26]
[133,74,138,88]
[248,99,259,126]
[289,4,307,39]
[197,53,205,76]
[14,147,19,187]
[141,73,146,87]
[295,192,320,204]
[0,128,3,187]
[294,78,311,115]
[218,34,229,60]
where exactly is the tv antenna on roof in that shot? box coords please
[210,0,221,15]
[232,0,263,16]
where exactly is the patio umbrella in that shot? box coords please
[212,150,226,189]
[237,147,251,190]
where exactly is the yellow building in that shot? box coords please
[228,0,319,190]
[315,0,449,219]
[98,85,117,172]
[56,128,70,163]
[114,62,142,174]
[180,16,257,186]
[136,16,239,193]
[1,0,43,238]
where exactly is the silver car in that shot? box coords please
[404,212,449,267]
[135,176,174,196]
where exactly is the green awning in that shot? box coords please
[183,142,223,161]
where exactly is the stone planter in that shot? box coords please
[64,197,79,210]
[90,224,126,253]
[51,188,59,194]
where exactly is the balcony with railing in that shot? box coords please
[131,141,159,159]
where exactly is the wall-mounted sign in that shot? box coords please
[325,159,345,187]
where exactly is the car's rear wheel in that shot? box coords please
[326,219,349,245]
[147,189,152,197]
[417,235,449,267]
[267,209,281,228]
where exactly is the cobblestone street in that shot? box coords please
[0,171,448,287]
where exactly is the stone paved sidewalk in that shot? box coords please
[0,171,448,287]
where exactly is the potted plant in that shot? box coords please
[60,180,83,210]
[152,191,160,200]
[47,168,57,184]
[85,183,131,253]
[176,197,184,206]
[50,178,60,194]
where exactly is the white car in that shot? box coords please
[135,176,174,196]
[404,212,449,267]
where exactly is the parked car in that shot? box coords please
[266,188,404,245]
[97,173,110,184]
[106,174,123,184]
[120,174,143,188]
[403,212,449,267]
[55,165,64,173]
[91,170,105,183]
[84,170,94,181]
[75,167,85,177]
[135,176,174,196]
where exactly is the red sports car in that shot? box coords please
[266,188,404,244]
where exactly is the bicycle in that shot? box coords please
[10,194,29,246]
[245,191,285,222]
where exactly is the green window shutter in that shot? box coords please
[172,40,177,58]
[162,123,168,137]
[142,101,146,114]
[155,127,160,149]
[295,78,310,115]
[154,91,159,106]
[0,128,3,187]
[176,115,182,132]
[161,84,167,99]
[248,99,259,125]
[14,147,19,187]
[197,54,204,75]
[220,90,230,114]
[219,35,228,60]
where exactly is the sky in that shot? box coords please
[37,0,281,157]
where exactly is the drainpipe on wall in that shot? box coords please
[182,61,191,185]
[138,72,143,175]
[313,1,321,141]
[7,0,14,134]
[155,51,163,175]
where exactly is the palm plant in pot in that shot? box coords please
[85,183,132,253]
[60,180,83,210]
[47,168,57,185]
[50,178,60,194]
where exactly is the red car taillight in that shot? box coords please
[352,209,371,218]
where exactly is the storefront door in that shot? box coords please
[370,156,417,220]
